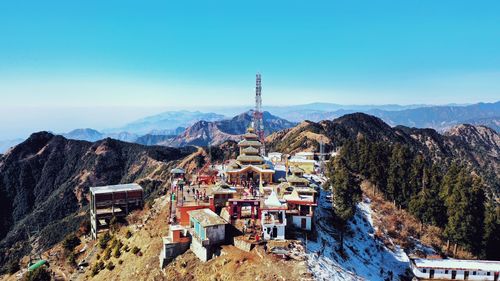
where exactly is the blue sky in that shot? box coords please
[0,0,499,138]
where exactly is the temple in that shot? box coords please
[226,127,274,186]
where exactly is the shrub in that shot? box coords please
[24,266,51,281]
[125,230,132,239]
[67,252,77,267]
[103,248,112,261]
[97,261,105,270]
[131,246,140,255]
[6,260,20,275]
[106,262,115,271]
[91,266,100,277]
[62,233,80,252]
[110,216,119,233]
[113,247,121,258]
[118,260,123,265]
[116,240,123,250]
[146,199,154,209]
[79,218,91,235]
[99,232,112,249]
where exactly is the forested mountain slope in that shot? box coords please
[0,132,195,272]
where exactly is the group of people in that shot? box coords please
[185,185,207,202]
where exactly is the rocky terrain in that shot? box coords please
[0,133,196,272]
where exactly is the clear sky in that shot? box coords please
[0,0,499,138]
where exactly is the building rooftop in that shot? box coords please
[170,168,186,174]
[412,258,500,272]
[236,155,265,163]
[242,132,259,139]
[287,175,310,184]
[90,183,143,195]
[188,209,228,227]
[242,146,259,154]
[238,140,263,147]
[290,167,305,174]
[227,164,275,174]
[289,158,316,163]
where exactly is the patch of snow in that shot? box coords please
[302,190,410,281]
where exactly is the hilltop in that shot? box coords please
[0,133,195,272]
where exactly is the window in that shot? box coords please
[473,271,476,275]
[487,272,491,276]
[445,270,449,274]
[423,268,427,273]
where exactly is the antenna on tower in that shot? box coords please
[253,73,265,155]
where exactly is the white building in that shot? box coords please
[410,258,500,280]
[284,188,317,231]
[261,192,287,240]
[268,152,283,163]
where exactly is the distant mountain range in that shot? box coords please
[311,101,500,132]
[164,110,296,147]
[263,101,499,132]
[105,110,226,135]
[1,102,498,153]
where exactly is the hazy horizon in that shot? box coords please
[0,100,498,140]
[1,0,499,139]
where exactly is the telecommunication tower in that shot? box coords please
[253,73,265,155]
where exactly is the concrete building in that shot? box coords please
[284,188,317,231]
[261,192,287,240]
[159,225,191,268]
[410,258,500,280]
[288,158,316,174]
[89,183,143,239]
[188,209,228,262]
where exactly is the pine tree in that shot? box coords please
[409,164,446,227]
[443,167,485,255]
[482,202,500,260]
[327,157,361,251]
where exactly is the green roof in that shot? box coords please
[28,260,47,272]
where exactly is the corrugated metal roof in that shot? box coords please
[413,258,500,271]
[90,183,143,194]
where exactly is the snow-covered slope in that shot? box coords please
[304,190,411,281]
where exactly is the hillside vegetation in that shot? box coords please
[0,132,195,273]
